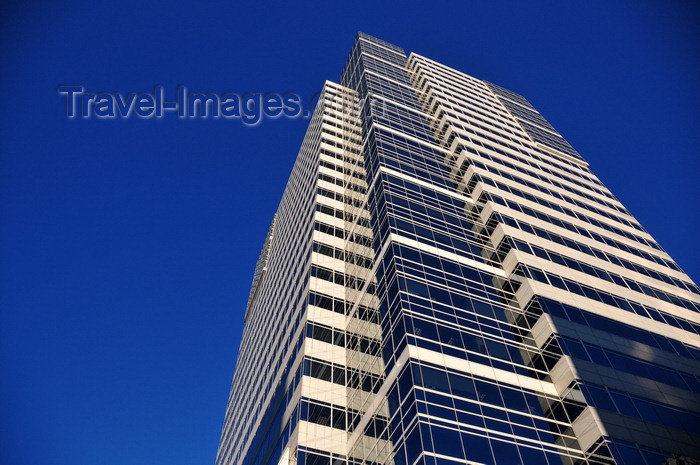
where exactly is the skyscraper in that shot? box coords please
[215,33,700,465]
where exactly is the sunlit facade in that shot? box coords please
[216,33,700,465]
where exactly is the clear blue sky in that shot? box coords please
[1,2,698,464]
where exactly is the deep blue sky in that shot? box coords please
[1,2,698,464]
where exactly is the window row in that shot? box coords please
[580,382,700,435]
[308,290,380,325]
[509,237,699,311]
[296,446,376,465]
[318,172,367,195]
[460,144,624,213]
[518,264,700,335]
[303,357,382,394]
[320,135,360,154]
[450,126,611,201]
[488,188,659,252]
[313,241,373,270]
[439,105,597,186]
[473,169,641,232]
[305,321,381,356]
[315,202,371,230]
[314,221,372,248]
[559,336,700,393]
[299,397,388,439]
[318,157,365,181]
[495,211,681,273]
[532,297,700,362]
[317,186,367,210]
[311,264,376,294]
[320,147,364,169]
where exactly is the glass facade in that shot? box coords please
[216,34,700,465]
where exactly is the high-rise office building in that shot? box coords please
[215,33,700,465]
